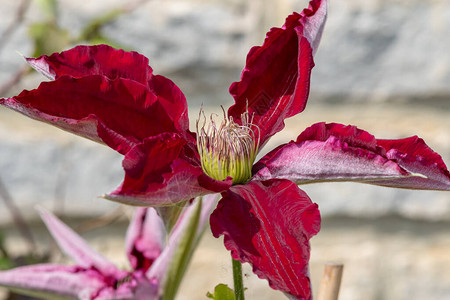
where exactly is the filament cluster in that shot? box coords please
[196,108,259,184]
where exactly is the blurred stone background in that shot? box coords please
[0,0,449,299]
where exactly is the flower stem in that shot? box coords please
[232,257,245,300]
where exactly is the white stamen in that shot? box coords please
[196,107,259,184]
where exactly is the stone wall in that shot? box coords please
[0,1,449,299]
[2,0,450,103]
[2,0,448,220]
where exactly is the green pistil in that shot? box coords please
[196,109,259,184]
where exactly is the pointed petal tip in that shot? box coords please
[16,50,25,59]
[301,0,328,55]
[35,204,120,277]
[34,204,47,215]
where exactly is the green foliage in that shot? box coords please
[0,230,14,270]
[35,0,58,20]
[162,199,203,300]
[206,284,236,300]
[78,9,123,47]
[27,0,132,56]
[28,22,70,57]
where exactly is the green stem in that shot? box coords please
[232,257,245,300]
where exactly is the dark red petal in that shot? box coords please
[25,45,191,142]
[228,0,328,147]
[374,136,450,189]
[210,180,320,299]
[106,133,231,206]
[147,74,191,141]
[253,122,450,190]
[26,44,152,84]
[1,76,185,154]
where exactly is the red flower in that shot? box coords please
[2,0,449,298]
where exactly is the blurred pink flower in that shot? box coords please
[0,196,216,300]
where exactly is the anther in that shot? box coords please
[196,107,259,184]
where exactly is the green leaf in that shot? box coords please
[206,284,236,300]
[0,257,14,271]
[35,0,58,21]
[78,9,122,43]
[0,231,13,270]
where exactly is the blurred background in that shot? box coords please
[0,0,449,299]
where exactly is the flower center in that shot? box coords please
[196,108,259,184]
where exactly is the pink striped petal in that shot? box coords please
[253,122,450,190]
[37,207,120,278]
[228,0,328,147]
[210,180,320,299]
[125,208,166,271]
[0,264,105,299]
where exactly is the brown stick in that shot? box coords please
[0,0,32,54]
[317,262,344,300]
[0,176,37,252]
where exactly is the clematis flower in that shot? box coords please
[0,196,216,299]
[1,0,450,298]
